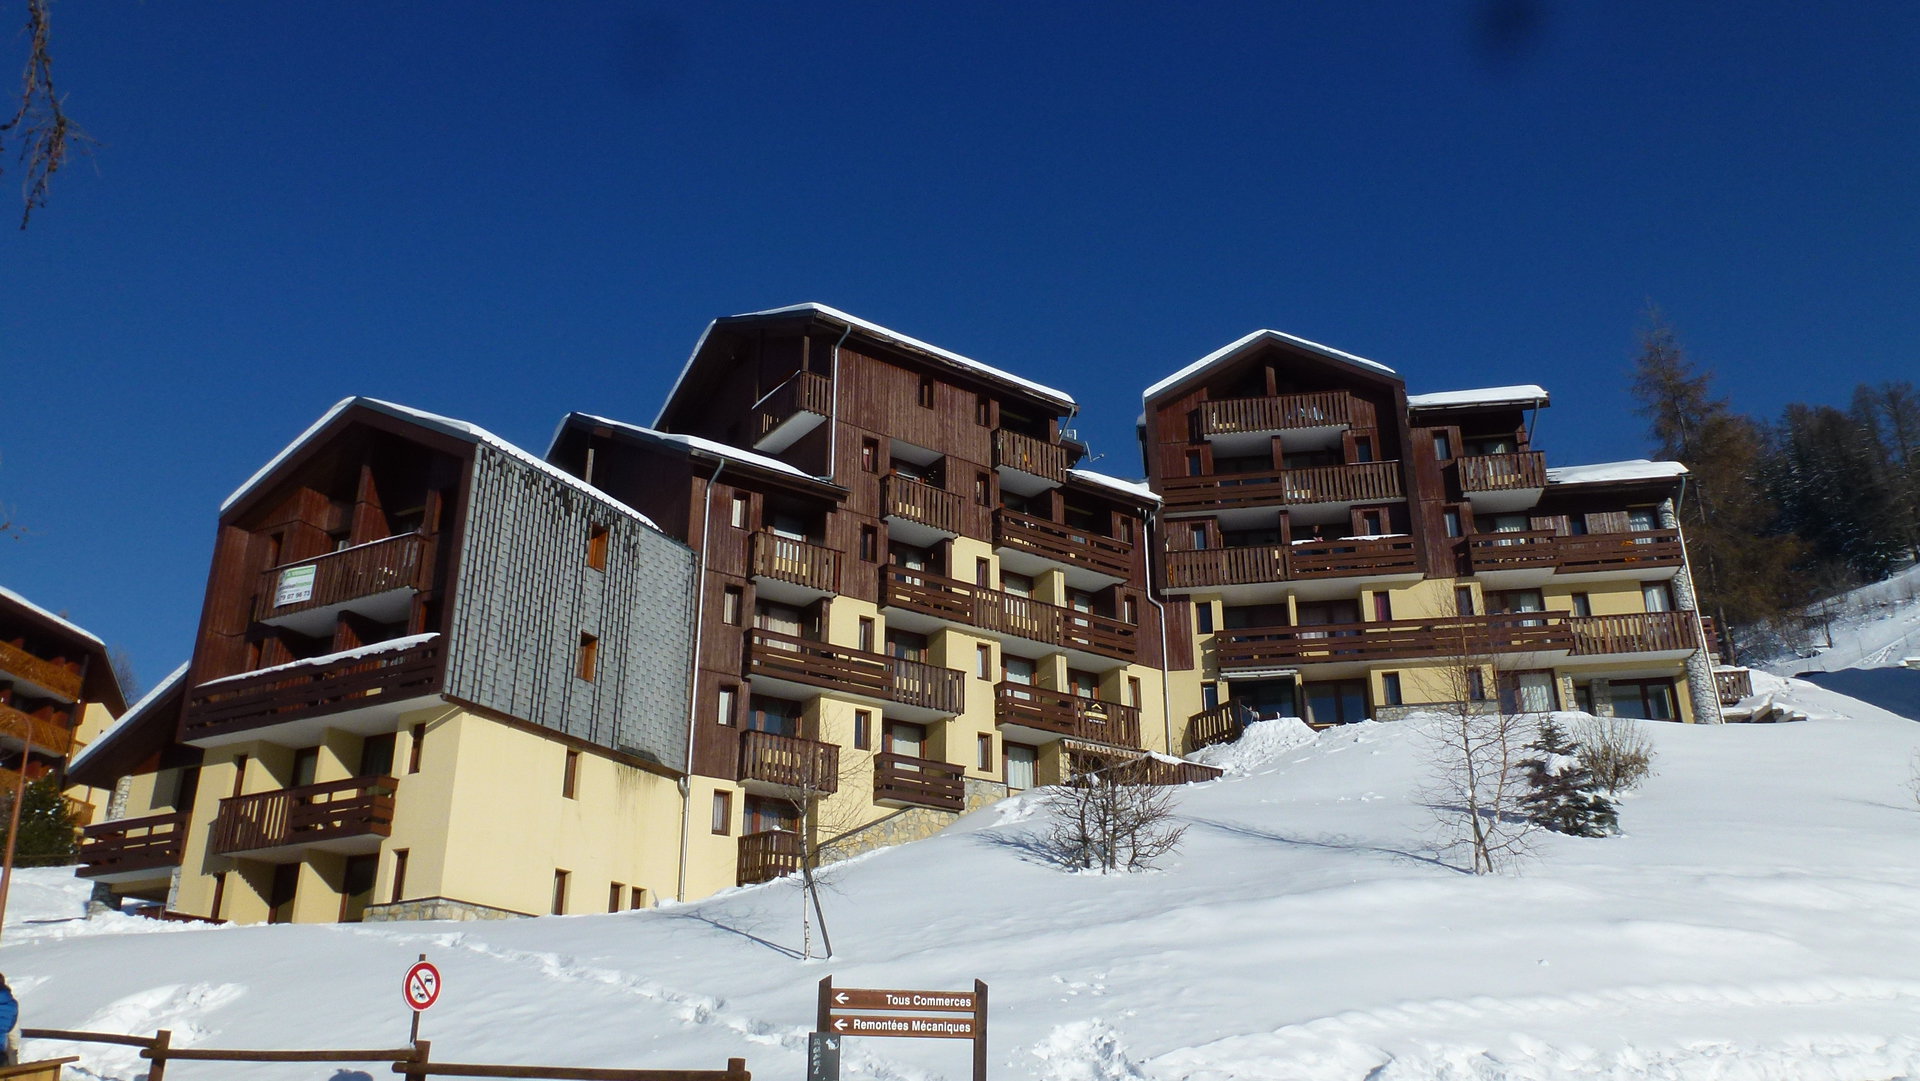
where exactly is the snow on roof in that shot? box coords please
[1407,385,1550,410]
[1546,459,1689,486]
[0,584,104,647]
[221,398,663,533]
[198,633,439,687]
[1066,468,1161,505]
[559,413,819,482]
[653,302,1075,427]
[67,661,187,775]
[1144,329,1398,402]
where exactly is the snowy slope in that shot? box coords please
[1762,562,1920,675]
[9,681,1920,1081]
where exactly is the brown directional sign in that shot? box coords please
[829,1013,976,1039]
[825,987,978,1013]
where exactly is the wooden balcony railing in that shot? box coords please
[1457,451,1547,494]
[754,371,833,442]
[1197,391,1354,437]
[1216,612,1575,669]
[872,752,965,812]
[1467,529,1684,575]
[78,811,188,878]
[737,828,804,886]
[1165,545,1286,589]
[0,639,83,700]
[211,775,396,857]
[1158,460,1404,512]
[881,474,966,536]
[1185,703,1249,751]
[738,729,840,793]
[994,682,1142,748]
[746,629,964,714]
[1568,611,1695,656]
[882,568,1138,660]
[993,509,1133,580]
[0,702,71,755]
[1701,615,1725,659]
[748,531,841,594]
[254,533,432,622]
[1715,666,1753,704]
[1164,536,1417,590]
[993,429,1073,484]
[183,638,443,742]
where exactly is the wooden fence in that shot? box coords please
[22,1028,749,1081]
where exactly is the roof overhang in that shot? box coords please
[1144,329,1402,405]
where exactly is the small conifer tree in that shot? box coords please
[1519,717,1617,837]
[2,775,79,866]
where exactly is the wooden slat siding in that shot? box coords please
[1715,667,1753,704]
[1287,536,1420,579]
[744,629,964,714]
[992,428,1071,483]
[1456,451,1547,493]
[210,775,397,856]
[183,640,444,741]
[1185,703,1246,751]
[993,508,1133,579]
[1157,460,1404,511]
[736,730,840,793]
[0,702,72,755]
[1550,529,1683,571]
[880,474,965,535]
[253,533,431,622]
[994,682,1142,748]
[77,811,188,877]
[754,370,832,441]
[736,828,804,885]
[872,752,965,812]
[1196,390,1353,437]
[1567,611,1694,656]
[0,639,83,700]
[747,532,840,593]
[1215,612,1575,668]
[882,568,1138,660]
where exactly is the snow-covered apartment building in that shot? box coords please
[0,587,126,827]
[71,305,1722,924]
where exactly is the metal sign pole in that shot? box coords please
[409,953,426,1046]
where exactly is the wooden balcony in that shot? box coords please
[1164,536,1418,590]
[993,429,1073,484]
[872,752,965,812]
[753,371,833,451]
[182,637,443,742]
[746,629,964,714]
[77,811,188,880]
[738,729,840,794]
[1466,529,1683,576]
[211,775,396,858]
[0,639,83,701]
[1457,451,1547,495]
[1715,666,1753,704]
[254,533,432,623]
[1216,612,1575,670]
[1196,391,1354,438]
[0,702,71,755]
[993,508,1133,581]
[882,568,1138,660]
[1568,611,1696,656]
[737,828,804,886]
[748,531,841,595]
[994,682,1142,749]
[881,474,966,537]
[1701,615,1725,659]
[1159,460,1404,512]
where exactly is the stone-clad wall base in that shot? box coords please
[363,896,528,922]
[822,778,1010,864]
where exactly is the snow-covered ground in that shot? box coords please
[8,678,1920,1081]
[1761,562,1920,675]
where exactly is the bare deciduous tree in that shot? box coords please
[1044,759,1188,873]
[1418,612,1536,874]
[5,0,85,227]
[1579,714,1657,795]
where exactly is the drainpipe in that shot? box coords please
[824,323,851,482]
[1142,508,1175,754]
[677,457,726,901]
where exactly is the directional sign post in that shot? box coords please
[817,977,987,1081]
[403,955,441,1045]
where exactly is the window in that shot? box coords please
[630,886,648,910]
[858,617,875,652]
[408,723,426,774]
[1351,436,1374,464]
[1381,672,1404,706]
[390,850,409,904]
[1628,507,1659,532]
[976,644,992,680]
[859,525,878,562]
[861,438,880,472]
[711,792,732,835]
[211,871,228,920]
[562,749,580,799]
[1306,679,1371,724]
[1003,656,1035,686]
[886,721,927,757]
[975,472,991,506]
[1127,676,1143,707]
[292,746,320,787]
[722,587,743,626]
[1201,682,1220,709]
[1642,582,1674,613]
[975,394,991,425]
[730,493,749,528]
[977,734,993,771]
[609,882,625,913]
[918,376,936,407]
[1069,589,1095,614]
[1444,509,1463,538]
[716,685,737,726]
[1005,744,1037,790]
[1433,432,1453,460]
[1002,571,1033,598]
[1465,668,1488,701]
[1123,597,1138,624]
[1371,593,1392,622]
[1612,678,1676,720]
[975,557,991,586]
[577,633,599,681]
[1196,601,1215,634]
[1069,669,1098,699]
[1571,592,1592,617]
[587,524,609,570]
[552,870,570,915]
[1358,509,1384,535]
[747,696,800,736]
[1186,451,1205,476]
[1455,587,1475,616]
[886,629,928,662]
[853,710,872,750]
[359,733,395,777]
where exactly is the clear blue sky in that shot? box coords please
[6,2,1917,692]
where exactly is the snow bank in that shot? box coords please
[1187,717,1320,773]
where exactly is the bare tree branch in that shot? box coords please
[4,0,87,228]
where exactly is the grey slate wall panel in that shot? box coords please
[445,445,695,768]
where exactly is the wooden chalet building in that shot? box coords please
[0,586,126,826]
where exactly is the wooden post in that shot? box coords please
[0,742,33,945]
[727,1056,749,1081]
[148,1028,171,1081]
[402,1038,429,1081]
[815,975,831,1034]
[972,979,987,1081]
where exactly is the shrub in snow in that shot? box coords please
[1520,717,1618,837]
[1045,768,1186,873]
[1579,714,1657,794]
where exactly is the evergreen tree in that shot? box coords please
[1763,403,1905,584]
[2,775,79,867]
[1852,381,1920,562]
[1518,717,1617,837]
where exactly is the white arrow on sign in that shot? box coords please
[833,1018,849,1032]
[834,992,849,1004]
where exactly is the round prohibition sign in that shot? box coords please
[404,960,442,1012]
